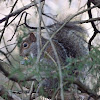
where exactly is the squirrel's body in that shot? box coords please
[20,22,88,65]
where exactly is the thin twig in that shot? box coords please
[0,14,20,33]
[24,12,45,29]
[75,17,100,24]
[0,43,17,50]
[41,12,64,100]
[0,50,12,65]
[8,12,26,41]
[0,0,45,24]
[87,0,100,50]
[29,81,35,100]
[0,0,19,43]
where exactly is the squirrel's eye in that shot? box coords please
[23,42,28,48]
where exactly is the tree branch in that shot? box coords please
[0,62,37,82]
[0,0,44,24]
[87,0,100,50]
[8,12,26,41]
[73,79,99,99]
[0,85,22,100]
[90,0,100,8]
[0,0,19,43]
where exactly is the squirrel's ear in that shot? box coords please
[29,33,36,42]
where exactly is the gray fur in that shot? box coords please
[20,22,89,65]
[49,22,89,58]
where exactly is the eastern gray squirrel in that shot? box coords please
[20,22,89,65]
[19,22,89,99]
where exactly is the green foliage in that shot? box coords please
[8,36,100,98]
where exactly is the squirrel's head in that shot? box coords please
[20,33,37,57]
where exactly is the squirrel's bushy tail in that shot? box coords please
[48,22,89,58]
